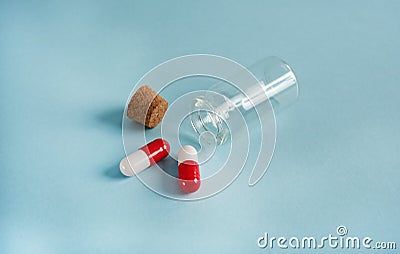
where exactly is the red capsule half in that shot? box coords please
[178,145,200,193]
[140,138,170,166]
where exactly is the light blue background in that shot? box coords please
[1,1,399,253]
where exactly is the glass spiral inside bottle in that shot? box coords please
[190,96,229,145]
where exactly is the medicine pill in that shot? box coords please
[120,138,170,176]
[178,145,200,193]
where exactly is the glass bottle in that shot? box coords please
[190,56,299,145]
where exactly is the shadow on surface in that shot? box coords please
[104,165,127,180]
[97,106,127,180]
[96,106,124,130]
[158,156,179,178]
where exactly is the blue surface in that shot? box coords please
[1,1,399,253]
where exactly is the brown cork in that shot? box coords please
[127,85,168,128]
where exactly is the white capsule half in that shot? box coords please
[178,145,198,164]
[119,150,150,176]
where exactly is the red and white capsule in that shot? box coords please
[178,145,200,193]
[120,138,170,176]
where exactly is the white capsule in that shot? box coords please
[178,145,198,164]
[119,150,150,176]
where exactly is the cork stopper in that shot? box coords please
[127,85,168,128]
